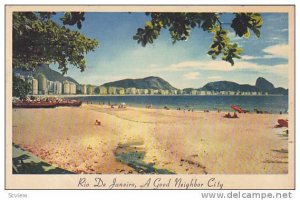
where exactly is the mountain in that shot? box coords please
[201,81,258,92]
[255,77,275,92]
[201,81,240,91]
[270,87,288,95]
[102,76,177,90]
[198,77,287,95]
[13,64,79,85]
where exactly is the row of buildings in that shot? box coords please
[15,73,77,95]
[83,86,267,96]
[15,73,269,96]
[188,90,267,96]
[73,85,268,96]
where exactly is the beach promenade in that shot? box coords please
[12,104,289,174]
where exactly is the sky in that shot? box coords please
[50,12,289,89]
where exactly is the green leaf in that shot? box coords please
[133,35,139,40]
[243,29,250,38]
[252,28,260,37]
[145,21,153,28]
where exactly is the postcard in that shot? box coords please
[5,5,295,189]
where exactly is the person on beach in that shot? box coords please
[225,112,231,118]
[95,120,101,126]
[233,112,238,118]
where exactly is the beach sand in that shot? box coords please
[12,104,289,174]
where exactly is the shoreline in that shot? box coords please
[18,95,288,114]
[83,103,285,115]
[26,94,286,98]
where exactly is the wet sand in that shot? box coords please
[12,104,289,174]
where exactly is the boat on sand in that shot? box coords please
[13,101,57,109]
[13,99,82,108]
[57,100,82,107]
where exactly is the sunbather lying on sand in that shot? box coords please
[224,112,238,118]
[95,120,101,126]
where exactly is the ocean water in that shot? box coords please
[69,95,289,114]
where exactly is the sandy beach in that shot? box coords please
[12,104,290,174]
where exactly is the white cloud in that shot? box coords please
[168,60,264,72]
[169,60,231,71]
[262,44,289,59]
[183,72,200,80]
[167,59,288,77]
[241,55,260,60]
[240,44,289,61]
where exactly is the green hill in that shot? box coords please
[13,64,79,85]
[102,76,177,90]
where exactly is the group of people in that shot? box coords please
[224,112,239,118]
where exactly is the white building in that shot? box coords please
[47,80,55,94]
[117,88,125,95]
[32,79,38,95]
[54,81,62,95]
[149,89,155,95]
[108,87,117,95]
[206,91,213,95]
[158,89,165,95]
[35,73,47,95]
[87,85,94,95]
[63,80,70,94]
[219,91,226,95]
[241,91,251,95]
[69,82,76,94]
[99,86,107,95]
[81,84,87,94]
[171,90,177,95]
[126,87,136,95]
[135,89,142,95]
[191,90,197,95]
[143,89,149,95]
[228,91,235,95]
[197,90,206,95]
[25,76,36,95]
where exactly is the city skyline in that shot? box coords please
[15,72,286,96]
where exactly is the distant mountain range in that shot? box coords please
[103,76,287,95]
[13,65,288,95]
[102,76,177,90]
[13,64,79,85]
[200,81,258,92]
[190,77,288,95]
